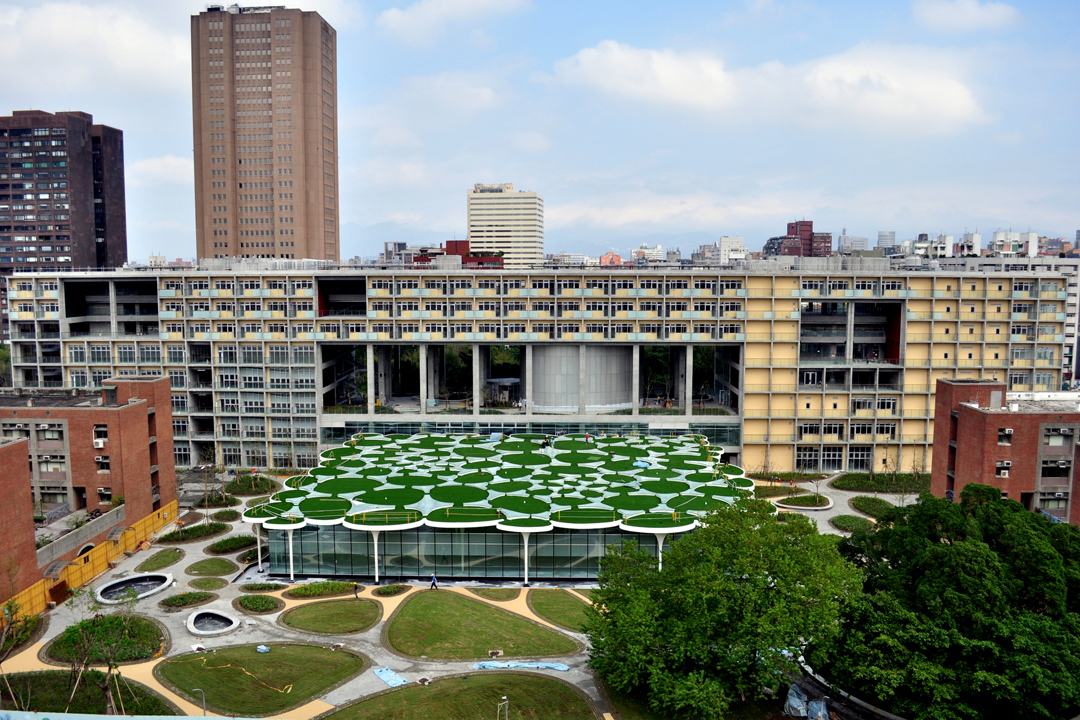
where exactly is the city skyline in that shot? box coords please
[0,0,1076,262]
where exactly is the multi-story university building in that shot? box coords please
[0,110,127,340]
[5,257,1070,474]
[191,4,340,261]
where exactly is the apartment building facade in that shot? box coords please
[5,259,1068,474]
[191,4,340,261]
[0,110,127,340]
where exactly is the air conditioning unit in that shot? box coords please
[93,439,105,449]
[1004,428,1014,434]
[40,456,52,461]
[1002,460,1012,467]
[96,487,108,494]
[1062,428,1074,435]
[1055,492,1066,498]
[999,470,1009,478]
[94,455,105,462]
[1059,460,1070,467]
[38,423,49,429]
[14,424,25,429]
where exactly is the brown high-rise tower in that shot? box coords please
[191,4,340,262]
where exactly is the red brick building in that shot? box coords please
[762,220,833,258]
[0,437,39,599]
[933,378,1078,525]
[0,376,175,520]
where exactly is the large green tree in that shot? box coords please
[585,500,861,719]
[812,484,1080,720]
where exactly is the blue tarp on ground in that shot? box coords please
[373,666,410,687]
[471,661,570,671]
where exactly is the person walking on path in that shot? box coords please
[430,573,438,590]
[353,582,359,599]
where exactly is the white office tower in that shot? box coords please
[1021,231,1039,258]
[932,234,954,258]
[838,230,869,252]
[877,231,896,249]
[958,232,982,256]
[467,183,544,268]
[718,236,748,264]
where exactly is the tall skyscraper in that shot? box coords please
[0,110,127,339]
[467,183,543,268]
[191,4,340,262]
[877,230,896,249]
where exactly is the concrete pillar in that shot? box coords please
[376,346,392,406]
[672,346,686,408]
[287,528,295,581]
[366,345,375,415]
[846,301,855,362]
[632,344,640,415]
[522,532,532,586]
[427,346,443,404]
[256,527,263,572]
[472,343,481,416]
[419,343,428,415]
[525,344,534,416]
[108,281,118,335]
[685,344,694,417]
[578,344,587,415]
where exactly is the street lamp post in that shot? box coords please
[193,688,206,716]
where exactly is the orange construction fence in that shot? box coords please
[2,500,179,620]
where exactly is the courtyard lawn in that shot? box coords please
[135,548,184,573]
[185,558,239,576]
[189,577,227,591]
[321,674,593,720]
[387,592,577,659]
[468,588,518,601]
[158,644,365,717]
[281,599,380,634]
[529,590,589,632]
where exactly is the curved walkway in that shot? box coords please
[1,510,610,719]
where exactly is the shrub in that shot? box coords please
[161,592,214,608]
[831,514,873,533]
[286,581,354,598]
[754,486,808,499]
[197,493,240,508]
[48,616,162,663]
[224,475,277,496]
[777,494,830,507]
[851,496,895,518]
[158,522,227,543]
[213,509,241,522]
[241,583,286,593]
[35,534,54,549]
[207,535,257,553]
[748,472,825,481]
[236,547,265,564]
[237,595,279,613]
[832,473,929,494]
[375,584,408,596]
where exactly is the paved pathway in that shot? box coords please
[757,474,920,535]
[3,506,609,719]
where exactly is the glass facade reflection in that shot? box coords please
[268,526,682,579]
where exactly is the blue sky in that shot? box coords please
[2,0,1077,261]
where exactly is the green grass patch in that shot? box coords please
[851,495,896,518]
[468,588,518,601]
[158,644,365,716]
[47,616,162,663]
[0,670,176,715]
[136,548,184,572]
[224,475,278,496]
[321,673,593,720]
[831,515,874,533]
[160,592,215,608]
[195,493,241,508]
[832,472,929,493]
[375,584,410,596]
[387,592,577,659]
[190,577,227,591]
[241,583,287,593]
[212,509,241,522]
[776,494,830,507]
[754,486,808,499]
[206,535,257,553]
[185,558,239,576]
[158,522,228,543]
[235,595,282,614]
[282,599,379,634]
[529,590,588,632]
[285,581,357,599]
[747,472,824,482]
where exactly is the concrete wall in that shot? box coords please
[583,346,633,408]
[36,505,126,568]
[532,345,633,410]
[532,345,580,408]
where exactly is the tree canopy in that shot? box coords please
[812,484,1080,720]
[585,499,862,720]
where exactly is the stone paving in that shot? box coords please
[4,505,609,719]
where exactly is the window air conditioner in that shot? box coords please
[1002,460,1012,467]
[1000,470,1009,478]
[1055,492,1065,498]
[1062,428,1074,435]
[38,424,49,429]
[94,456,105,462]
[93,439,105,449]
[96,487,107,493]
[1004,428,1014,434]
[14,423,25,429]
[1058,460,1069,467]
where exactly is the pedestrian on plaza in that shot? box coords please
[430,573,438,590]
[353,582,359,599]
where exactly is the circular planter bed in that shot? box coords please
[46,615,165,664]
[189,577,228,591]
[774,494,833,511]
[830,514,873,534]
[468,588,519,602]
[1,669,178,714]
[212,509,241,522]
[850,495,896,519]
[373,584,410,597]
[224,475,280,496]
[240,582,287,593]
[158,522,229,544]
[205,535,258,555]
[284,581,358,599]
[233,594,285,615]
[159,592,219,611]
[280,599,380,634]
[135,548,185,573]
[185,558,239,576]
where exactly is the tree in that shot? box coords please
[811,484,1080,720]
[0,345,10,387]
[585,500,862,720]
[60,587,141,714]
[0,600,38,709]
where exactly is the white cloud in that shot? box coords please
[127,156,194,187]
[513,132,551,153]
[402,73,500,111]
[913,0,1021,33]
[554,41,988,135]
[377,0,530,46]
[0,3,188,96]
[548,190,812,229]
